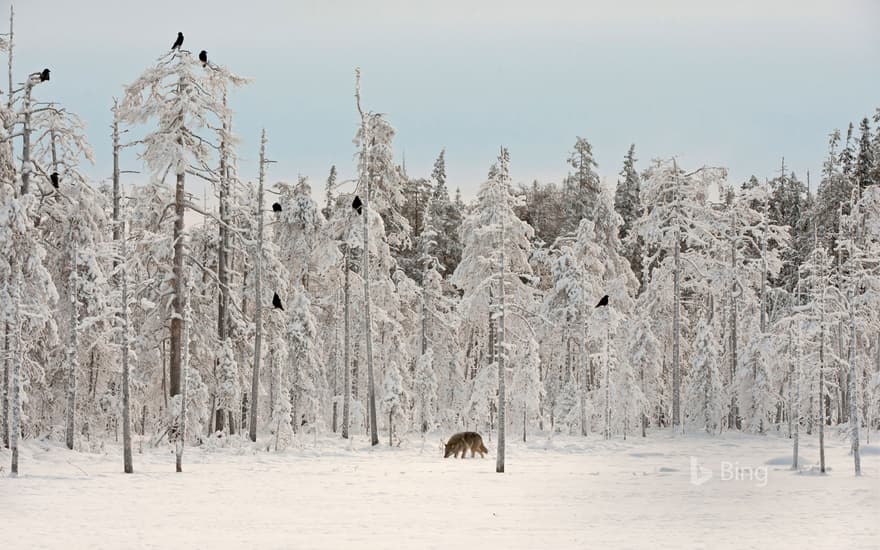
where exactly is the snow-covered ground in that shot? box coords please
[2,430,878,549]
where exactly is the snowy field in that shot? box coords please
[2,431,878,550]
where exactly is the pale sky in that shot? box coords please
[11,0,880,200]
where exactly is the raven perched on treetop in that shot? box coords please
[50,172,59,189]
[40,68,50,82]
[171,32,184,51]
[272,202,282,213]
[595,295,609,308]
[352,195,363,215]
[199,50,207,66]
[272,292,284,311]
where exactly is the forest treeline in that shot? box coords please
[1,13,878,475]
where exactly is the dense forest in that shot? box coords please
[1,11,878,477]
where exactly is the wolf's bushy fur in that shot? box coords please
[444,432,489,458]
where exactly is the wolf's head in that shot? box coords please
[443,439,454,458]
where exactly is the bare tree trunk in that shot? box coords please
[215,95,231,433]
[1,322,8,448]
[10,270,22,475]
[121,224,133,473]
[176,288,191,473]
[421,283,428,356]
[249,130,267,442]
[604,326,611,440]
[342,250,351,439]
[792,324,800,470]
[65,235,78,450]
[848,286,861,476]
[818,298,826,473]
[332,294,340,433]
[580,313,588,437]
[162,339,168,410]
[363,144,379,447]
[170,170,185,398]
[20,83,33,195]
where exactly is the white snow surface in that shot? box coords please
[2,430,878,549]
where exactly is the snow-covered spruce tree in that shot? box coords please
[272,176,338,434]
[0,182,58,474]
[631,159,725,431]
[451,148,535,470]
[323,186,369,440]
[287,287,325,436]
[411,189,460,434]
[118,47,242,451]
[837,190,876,476]
[323,164,337,219]
[685,305,724,434]
[424,148,463,278]
[799,240,837,473]
[541,180,637,436]
[413,348,439,434]
[615,144,643,285]
[562,136,602,232]
[625,312,662,436]
[267,342,293,450]
[27,102,112,451]
[716,181,788,432]
[353,70,411,445]
[380,359,408,446]
[765,159,811,291]
[813,131,854,257]
[511,338,542,442]
[210,81,250,435]
[853,117,875,194]
[857,184,880,445]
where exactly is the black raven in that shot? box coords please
[171,32,184,51]
[199,50,207,66]
[352,195,363,215]
[272,202,282,212]
[50,172,59,189]
[40,68,50,82]
[595,295,609,308]
[272,292,284,311]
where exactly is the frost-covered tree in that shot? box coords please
[381,360,408,446]
[615,144,642,284]
[562,136,602,231]
[1,185,58,474]
[686,310,725,434]
[412,348,439,434]
[452,148,535,468]
[117,47,244,413]
[541,179,637,436]
[511,338,542,442]
[353,69,411,445]
[814,130,853,254]
[854,117,875,194]
[625,313,662,436]
[631,159,725,430]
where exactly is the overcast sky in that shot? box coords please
[11,0,880,200]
